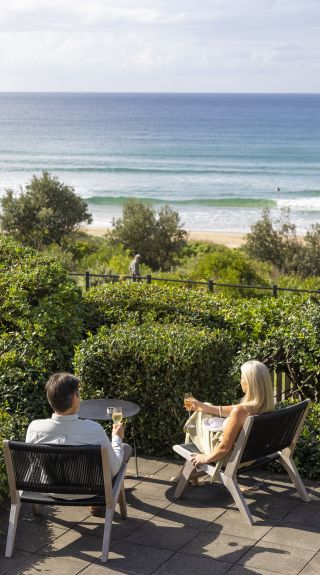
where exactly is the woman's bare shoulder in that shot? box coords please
[230,404,248,420]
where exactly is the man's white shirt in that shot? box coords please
[26,413,124,478]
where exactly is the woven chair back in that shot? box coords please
[8,441,105,495]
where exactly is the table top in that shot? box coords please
[78,398,140,421]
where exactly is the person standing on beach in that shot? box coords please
[129,254,141,280]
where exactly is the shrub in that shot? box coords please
[0,237,84,417]
[185,245,268,295]
[0,172,92,249]
[0,409,29,499]
[109,199,187,270]
[83,282,229,334]
[74,322,237,456]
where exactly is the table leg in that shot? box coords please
[132,423,138,477]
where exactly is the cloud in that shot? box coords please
[0,0,319,91]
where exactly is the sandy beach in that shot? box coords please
[83,226,246,248]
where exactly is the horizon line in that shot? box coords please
[0,91,320,96]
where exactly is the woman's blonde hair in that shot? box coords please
[240,360,274,414]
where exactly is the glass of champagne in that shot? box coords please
[112,406,123,424]
[184,392,195,429]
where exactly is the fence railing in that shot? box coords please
[69,271,320,297]
[273,371,297,402]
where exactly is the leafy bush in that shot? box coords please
[0,409,29,499]
[184,245,268,295]
[83,282,229,334]
[225,296,320,400]
[294,402,320,479]
[74,322,237,455]
[109,199,187,270]
[244,207,320,277]
[0,172,92,249]
[0,236,84,417]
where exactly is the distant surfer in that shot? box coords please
[276,186,280,192]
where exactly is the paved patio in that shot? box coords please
[0,456,319,575]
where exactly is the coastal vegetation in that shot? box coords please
[109,198,188,270]
[0,171,92,249]
[1,175,320,496]
[0,235,319,496]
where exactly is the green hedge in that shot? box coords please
[0,236,84,418]
[0,409,29,499]
[83,282,229,333]
[74,322,237,455]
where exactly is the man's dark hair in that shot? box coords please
[46,372,79,413]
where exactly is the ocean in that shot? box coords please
[0,92,320,233]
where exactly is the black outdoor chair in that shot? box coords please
[173,399,311,525]
[3,441,130,562]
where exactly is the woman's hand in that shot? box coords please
[189,398,204,412]
[190,452,209,466]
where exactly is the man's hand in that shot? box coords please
[112,423,124,440]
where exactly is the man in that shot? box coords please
[26,373,131,509]
[129,254,141,280]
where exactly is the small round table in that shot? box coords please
[78,399,140,477]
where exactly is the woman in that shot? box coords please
[189,360,275,468]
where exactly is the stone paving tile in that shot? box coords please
[124,477,142,489]
[152,551,230,575]
[238,540,316,574]
[4,554,91,575]
[180,530,255,564]
[20,503,92,528]
[178,481,234,509]
[37,528,104,563]
[205,509,273,540]
[131,478,176,501]
[126,516,200,552]
[227,566,280,575]
[151,462,183,482]
[127,457,168,478]
[0,520,68,554]
[77,515,149,540]
[299,551,320,575]
[0,546,32,575]
[157,501,226,529]
[284,502,320,527]
[261,520,320,551]
[82,542,173,575]
[243,492,300,521]
[126,489,171,514]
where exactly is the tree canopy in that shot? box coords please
[244,208,320,276]
[0,171,92,248]
[109,199,188,270]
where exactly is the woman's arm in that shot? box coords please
[190,399,236,417]
[190,405,247,466]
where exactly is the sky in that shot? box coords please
[0,0,319,92]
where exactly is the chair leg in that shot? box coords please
[101,508,113,563]
[220,473,254,526]
[174,461,194,499]
[118,484,127,519]
[5,501,21,558]
[278,452,310,503]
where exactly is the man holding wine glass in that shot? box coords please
[25,372,132,512]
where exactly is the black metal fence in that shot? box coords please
[69,270,320,298]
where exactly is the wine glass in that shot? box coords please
[112,406,123,424]
[184,392,195,429]
[184,392,193,418]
